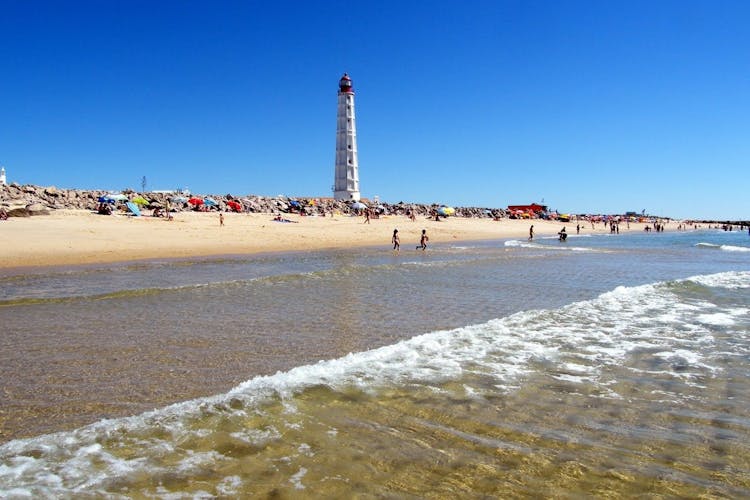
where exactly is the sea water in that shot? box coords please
[0,228,748,497]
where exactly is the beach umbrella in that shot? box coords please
[98,195,116,204]
[203,198,218,206]
[171,196,188,203]
[437,206,455,216]
[126,202,142,216]
[188,197,204,206]
[351,201,367,210]
[131,196,149,206]
[227,200,242,212]
[106,193,128,201]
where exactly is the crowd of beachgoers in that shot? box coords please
[0,183,746,226]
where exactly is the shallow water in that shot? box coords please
[1,228,749,496]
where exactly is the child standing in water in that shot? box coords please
[417,229,429,250]
[392,229,400,251]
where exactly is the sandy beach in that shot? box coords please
[0,210,651,269]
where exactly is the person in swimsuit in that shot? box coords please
[417,229,429,250]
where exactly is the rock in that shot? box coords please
[7,208,31,217]
[26,203,50,215]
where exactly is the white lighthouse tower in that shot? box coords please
[333,73,361,201]
[0,167,6,186]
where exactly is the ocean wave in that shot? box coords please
[1,271,745,495]
[0,263,379,305]
[695,242,750,252]
[504,239,597,252]
[0,279,249,307]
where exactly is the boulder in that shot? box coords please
[26,203,50,215]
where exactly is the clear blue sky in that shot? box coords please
[2,1,748,220]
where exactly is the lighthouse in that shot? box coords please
[0,167,6,186]
[333,73,361,201]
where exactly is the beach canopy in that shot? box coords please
[171,196,188,203]
[188,197,204,205]
[98,195,116,204]
[203,198,218,206]
[437,206,455,216]
[104,193,127,201]
[227,200,242,212]
[351,201,367,210]
[131,196,149,206]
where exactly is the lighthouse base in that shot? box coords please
[333,190,361,202]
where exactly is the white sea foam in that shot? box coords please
[290,467,307,489]
[696,312,737,326]
[1,271,747,496]
[504,239,536,248]
[687,270,750,289]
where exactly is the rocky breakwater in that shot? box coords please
[0,183,507,219]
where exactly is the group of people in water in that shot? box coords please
[390,228,429,252]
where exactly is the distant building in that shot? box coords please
[333,73,361,201]
[0,167,6,186]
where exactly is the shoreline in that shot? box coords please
[2,209,658,270]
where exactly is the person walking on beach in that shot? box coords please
[165,199,173,221]
[528,225,534,241]
[219,213,224,227]
[417,229,429,250]
[392,229,400,251]
[364,208,370,224]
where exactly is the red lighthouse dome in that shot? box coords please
[338,73,354,94]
